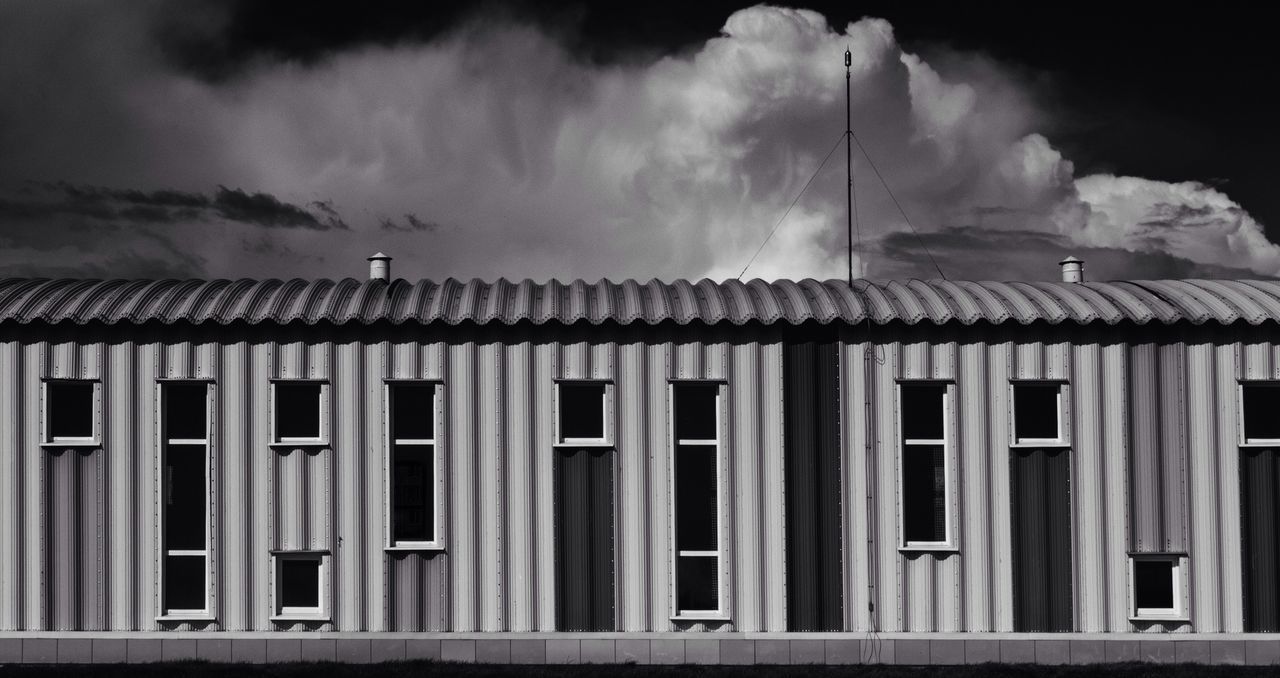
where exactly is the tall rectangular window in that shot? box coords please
[1239,383,1280,630]
[672,382,723,616]
[899,382,950,548]
[43,380,99,445]
[388,382,439,548]
[161,381,209,616]
[271,381,327,445]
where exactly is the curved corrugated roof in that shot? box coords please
[0,277,1276,327]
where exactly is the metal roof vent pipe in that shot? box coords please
[1059,256,1084,283]
[368,252,391,281]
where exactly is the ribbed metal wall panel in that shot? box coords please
[44,448,106,631]
[386,552,449,631]
[1240,449,1280,631]
[1,321,1278,634]
[1011,447,1073,632]
[272,449,329,551]
[1127,342,1189,552]
[1071,341,1130,632]
[782,341,843,631]
[553,448,615,631]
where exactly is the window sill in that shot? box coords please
[270,614,330,623]
[1129,615,1189,623]
[552,441,613,449]
[41,440,100,448]
[670,614,731,622]
[155,614,217,622]
[385,544,446,553]
[268,441,329,449]
[899,545,960,554]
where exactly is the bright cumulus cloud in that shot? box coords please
[0,3,1274,281]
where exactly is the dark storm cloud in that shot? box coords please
[0,182,347,230]
[379,213,441,232]
[212,186,348,229]
[875,228,1271,282]
[0,249,205,280]
[1138,201,1235,229]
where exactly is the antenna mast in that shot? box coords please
[845,47,853,289]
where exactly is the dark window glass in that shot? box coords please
[676,444,717,552]
[677,555,718,611]
[1135,560,1175,609]
[165,444,206,550]
[165,382,207,440]
[163,555,205,611]
[48,381,93,439]
[901,384,944,440]
[1015,385,1060,440]
[392,383,434,441]
[1243,385,1280,440]
[279,558,320,609]
[392,444,434,542]
[903,444,946,542]
[675,383,718,441]
[275,382,321,440]
[559,383,604,440]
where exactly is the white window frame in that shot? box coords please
[269,379,329,447]
[1239,381,1280,447]
[384,379,445,552]
[1011,381,1067,446]
[40,378,101,447]
[1128,553,1188,622]
[270,550,330,621]
[897,380,957,551]
[553,379,612,448]
[156,379,215,621]
[668,379,729,621]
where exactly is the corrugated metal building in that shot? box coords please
[6,257,1280,661]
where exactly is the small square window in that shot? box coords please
[1014,384,1061,441]
[1243,384,1280,441]
[1130,555,1184,620]
[45,381,96,443]
[558,382,606,442]
[274,553,326,618]
[273,382,324,443]
[391,383,434,441]
[900,384,945,441]
[674,383,718,441]
[165,382,208,441]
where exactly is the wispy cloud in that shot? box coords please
[0,182,347,230]
[379,212,441,232]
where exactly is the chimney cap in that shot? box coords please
[1058,255,1084,283]
[367,252,392,281]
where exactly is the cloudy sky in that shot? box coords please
[0,1,1273,282]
